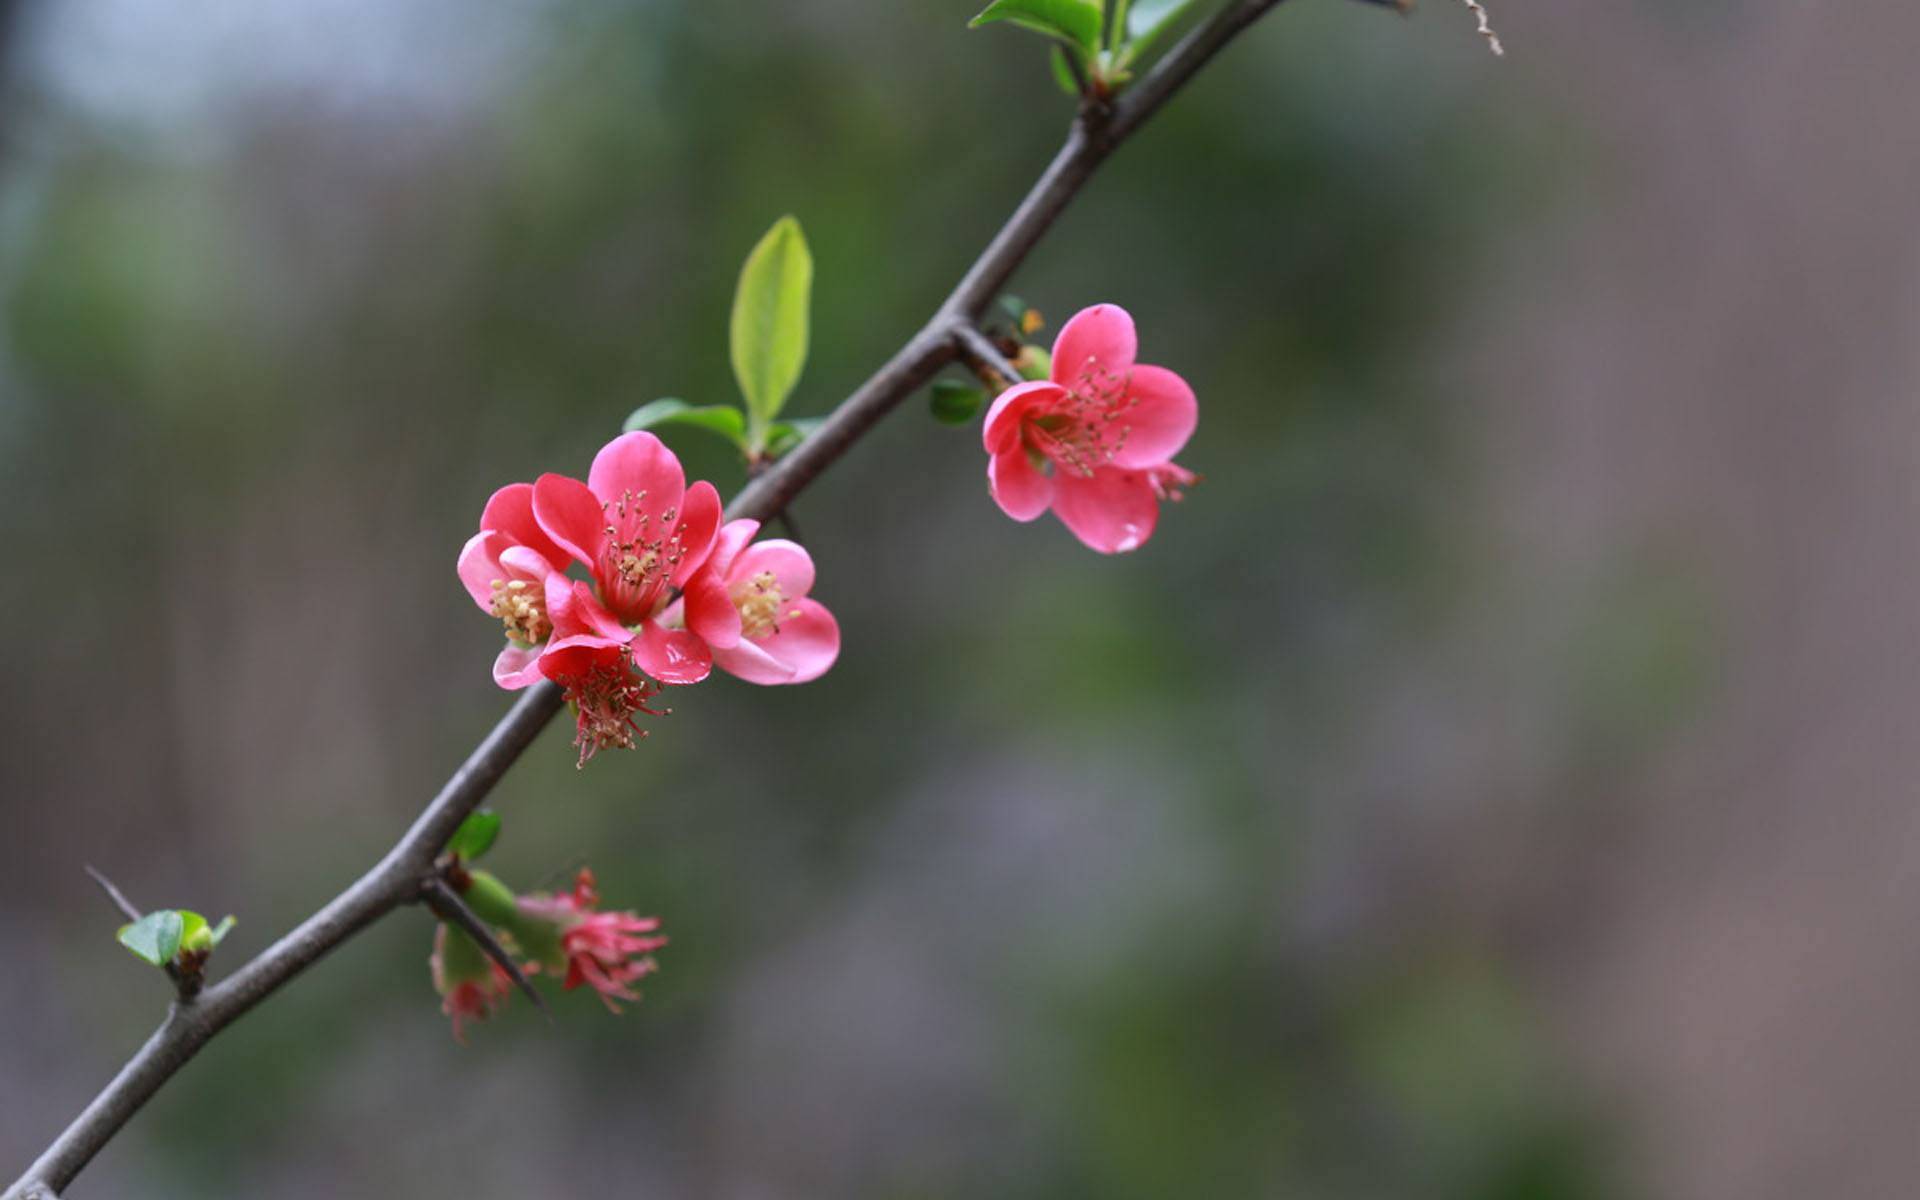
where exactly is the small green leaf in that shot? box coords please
[1125,0,1193,53]
[930,380,988,425]
[117,910,185,967]
[623,399,749,448]
[448,810,502,862]
[765,417,824,458]
[970,0,1103,53]
[730,217,813,445]
[1049,45,1082,95]
[1018,345,1053,381]
[207,915,237,947]
[177,910,211,953]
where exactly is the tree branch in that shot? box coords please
[6,2,1300,1194]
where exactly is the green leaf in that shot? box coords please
[970,0,1103,53]
[623,398,749,448]
[447,810,502,862]
[1049,45,1082,95]
[1125,0,1193,53]
[177,909,210,952]
[207,915,237,947]
[930,380,988,425]
[765,417,824,458]
[730,217,813,444]
[117,910,185,967]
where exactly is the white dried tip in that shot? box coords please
[1457,0,1504,56]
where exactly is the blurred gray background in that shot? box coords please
[3,0,1916,1196]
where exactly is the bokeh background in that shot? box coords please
[2,0,1914,1196]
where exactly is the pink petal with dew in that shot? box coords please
[683,567,743,649]
[492,642,545,690]
[633,620,712,685]
[988,449,1054,522]
[1049,464,1162,554]
[532,473,606,569]
[756,597,839,684]
[730,538,815,599]
[479,482,567,570]
[1111,364,1198,468]
[1050,303,1137,383]
[707,519,761,580]
[982,380,1066,454]
[457,531,510,611]
[670,480,724,586]
[712,635,800,686]
[587,431,685,513]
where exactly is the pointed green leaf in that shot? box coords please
[447,810,502,862]
[207,915,237,947]
[1126,0,1195,54]
[765,417,825,458]
[970,0,1103,53]
[117,910,185,967]
[1049,45,1082,95]
[177,909,211,953]
[623,399,749,448]
[730,217,813,444]
[930,380,988,425]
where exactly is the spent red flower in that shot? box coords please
[457,482,571,688]
[672,518,841,685]
[516,868,667,1013]
[982,303,1198,553]
[538,634,666,768]
[531,432,722,685]
[429,923,513,1044]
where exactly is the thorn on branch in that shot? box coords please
[420,876,550,1020]
[951,322,1022,392]
[85,865,204,1000]
[83,865,142,924]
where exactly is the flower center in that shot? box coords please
[562,656,665,768]
[1027,362,1133,476]
[599,490,685,618]
[489,578,550,645]
[732,570,793,641]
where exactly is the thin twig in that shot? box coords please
[951,323,1023,390]
[83,866,142,924]
[6,3,1312,1194]
[420,877,550,1019]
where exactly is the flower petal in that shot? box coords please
[632,620,712,685]
[670,480,723,586]
[982,380,1066,455]
[1050,303,1137,384]
[492,642,546,690]
[480,482,567,570]
[549,579,631,643]
[712,635,799,686]
[497,544,553,583]
[532,473,605,569]
[730,538,815,599]
[707,518,761,580]
[1049,465,1162,554]
[683,566,743,649]
[588,431,685,515]
[988,449,1054,522]
[757,597,839,684]
[1112,364,1198,468]
[457,531,510,611]
[538,633,627,684]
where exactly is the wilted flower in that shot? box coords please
[429,922,513,1044]
[513,869,667,1013]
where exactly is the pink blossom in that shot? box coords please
[537,635,666,768]
[429,923,513,1044]
[982,303,1199,553]
[456,482,571,688]
[531,432,723,685]
[672,519,840,685]
[516,869,667,1013]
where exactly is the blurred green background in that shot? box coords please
[6,1,1917,1197]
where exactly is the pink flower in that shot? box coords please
[430,923,513,1044]
[672,519,841,685]
[516,869,667,1013]
[456,482,571,688]
[532,432,723,685]
[538,635,666,768]
[982,303,1199,553]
